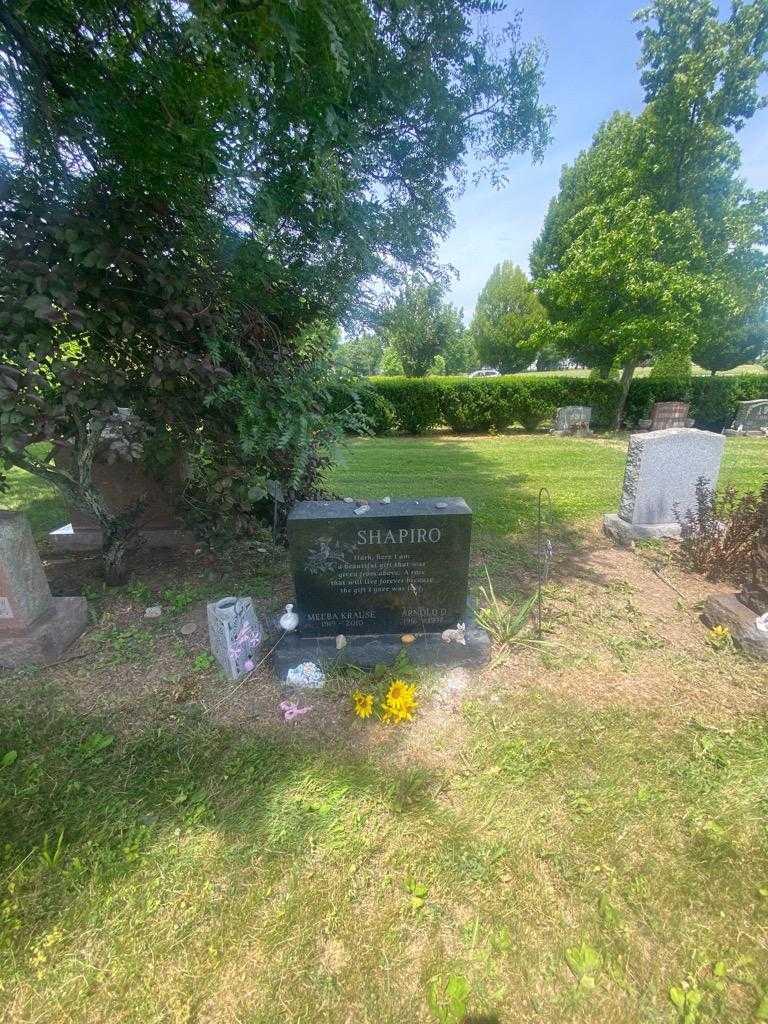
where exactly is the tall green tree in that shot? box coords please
[531,0,768,425]
[377,282,467,376]
[0,0,553,577]
[470,261,544,372]
[335,334,384,377]
[693,310,768,373]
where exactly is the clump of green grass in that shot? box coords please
[476,567,538,646]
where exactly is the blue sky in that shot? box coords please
[440,0,768,321]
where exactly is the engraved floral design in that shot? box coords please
[304,536,354,576]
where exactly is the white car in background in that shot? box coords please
[469,366,501,377]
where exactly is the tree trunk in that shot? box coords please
[614,361,637,430]
[8,420,144,585]
[102,528,132,585]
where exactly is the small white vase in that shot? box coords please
[279,603,299,632]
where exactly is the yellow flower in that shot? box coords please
[351,690,374,719]
[380,679,418,724]
[707,624,731,649]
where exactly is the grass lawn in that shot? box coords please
[329,433,766,534]
[2,433,768,1023]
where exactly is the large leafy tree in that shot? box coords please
[693,310,768,373]
[470,261,544,372]
[531,0,768,425]
[335,334,385,377]
[377,281,467,376]
[0,0,552,578]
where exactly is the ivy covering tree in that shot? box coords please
[531,0,768,426]
[0,0,552,579]
[376,281,470,376]
[470,261,545,372]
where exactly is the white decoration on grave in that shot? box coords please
[335,634,347,650]
[353,504,370,516]
[756,612,768,634]
[441,622,467,645]
[207,596,262,681]
[286,661,325,688]
[381,496,391,503]
[279,603,299,632]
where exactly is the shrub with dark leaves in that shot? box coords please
[677,477,768,585]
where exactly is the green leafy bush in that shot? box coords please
[354,373,768,435]
[368,377,445,434]
[441,379,513,433]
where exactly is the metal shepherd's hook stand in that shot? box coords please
[536,487,554,639]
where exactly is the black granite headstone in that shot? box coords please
[287,498,472,636]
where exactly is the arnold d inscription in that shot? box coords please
[287,498,472,636]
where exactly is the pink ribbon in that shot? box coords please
[279,700,313,722]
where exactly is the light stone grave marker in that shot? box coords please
[0,512,88,667]
[551,406,592,435]
[724,400,768,437]
[603,427,725,544]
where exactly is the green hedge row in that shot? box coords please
[338,373,768,435]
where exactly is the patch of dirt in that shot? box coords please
[6,523,767,759]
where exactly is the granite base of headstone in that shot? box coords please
[603,427,725,544]
[207,597,262,681]
[638,401,694,431]
[276,498,490,679]
[550,406,593,436]
[723,400,768,437]
[0,512,88,668]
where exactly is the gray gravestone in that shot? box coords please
[724,400,768,436]
[275,498,489,678]
[603,427,725,543]
[551,406,592,435]
[207,596,262,681]
[0,512,88,667]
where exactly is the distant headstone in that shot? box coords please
[639,401,694,431]
[0,512,88,667]
[603,427,725,543]
[49,410,192,552]
[275,498,489,677]
[551,406,592,435]
[724,399,768,437]
[207,596,262,680]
